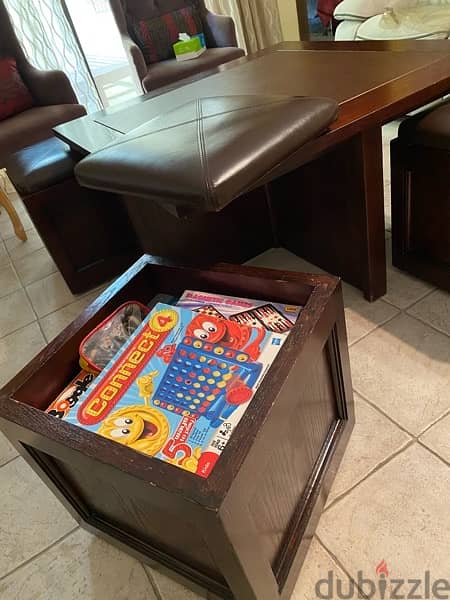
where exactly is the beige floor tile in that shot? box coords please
[420,413,450,464]
[0,432,17,466]
[5,228,43,262]
[292,538,353,600]
[39,291,101,343]
[317,445,450,593]
[26,272,77,318]
[0,264,21,299]
[0,240,10,268]
[350,314,450,436]
[327,395,411,504]
[0,527,157,600]
[14,247,57,287]
[0,215,34,242]
[247,247,326,275]
[384,239,434,309]
[249,249,400,345]
[342,284,399,346]
[0,289,35,338]
[0,322,46,388]
[0,194,25,225]
[0,458,76,578]
[146,566,207,599]
[408,290,450,337]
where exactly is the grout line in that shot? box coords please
[353,389,416,438]
[417,439,450,469]
[314,535,371,600]
[417,407,450,438]
[347,306,400,348]
[404,310,450,339]
[323,439,415,513]
[0,319,38,342]
[381,285,436,311]
[142,564,164,600]
[403,286,436,312]
[7,256,38,320]
[0,454,20,470]
[4,237,44,264]
[0,525,79,584]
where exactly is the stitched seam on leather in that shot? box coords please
[89,97,304,156]
[197,98,216,210]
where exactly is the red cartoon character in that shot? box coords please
[186,315,265,361]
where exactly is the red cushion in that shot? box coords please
[132,4,204,64]
[0,58,34,122]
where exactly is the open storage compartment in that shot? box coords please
[0,256,354,600]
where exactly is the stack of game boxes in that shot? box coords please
[47,291,302,478]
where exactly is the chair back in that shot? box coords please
[111,0,207,34]
[0,1,27,65]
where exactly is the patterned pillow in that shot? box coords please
[132,4,204,64]
[0,58,34,122]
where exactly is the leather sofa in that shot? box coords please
[0,0,86,165]
[334,0,450,41]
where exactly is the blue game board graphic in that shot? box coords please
[152,336,262,428]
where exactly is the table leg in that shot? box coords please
[271,127,387,301]
[358,127,387,301]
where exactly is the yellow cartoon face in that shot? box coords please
[98,405,169,456]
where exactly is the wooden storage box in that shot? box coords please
[0,256,354,600]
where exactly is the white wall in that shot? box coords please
[277,0,300,40]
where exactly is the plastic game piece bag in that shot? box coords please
[79,302,149,374]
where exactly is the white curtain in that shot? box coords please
[4,0,101,111]
[205,0,283,53]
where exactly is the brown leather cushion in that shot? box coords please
[398,100,450,151]
[75,95,338,213]
[5,137,76,196]
[131,4,204,64]
[142,47,244,91]
[0,103,86,165]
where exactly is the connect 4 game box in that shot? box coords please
[67,303,285,477]
[177,290,302,335]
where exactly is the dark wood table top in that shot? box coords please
[55,40,450,160]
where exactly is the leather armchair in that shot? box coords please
[0,0,86,240]
[109,0,245,92]
[0,0,86,164]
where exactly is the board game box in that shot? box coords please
[67,302,286,477]
[177,290,302,334]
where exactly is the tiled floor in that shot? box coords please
[0,123,449,599]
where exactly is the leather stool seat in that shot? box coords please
[6,137,76,195]
[75,95,338,215]
[398,99,450,151]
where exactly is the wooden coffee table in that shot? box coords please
[56,40,450,300]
